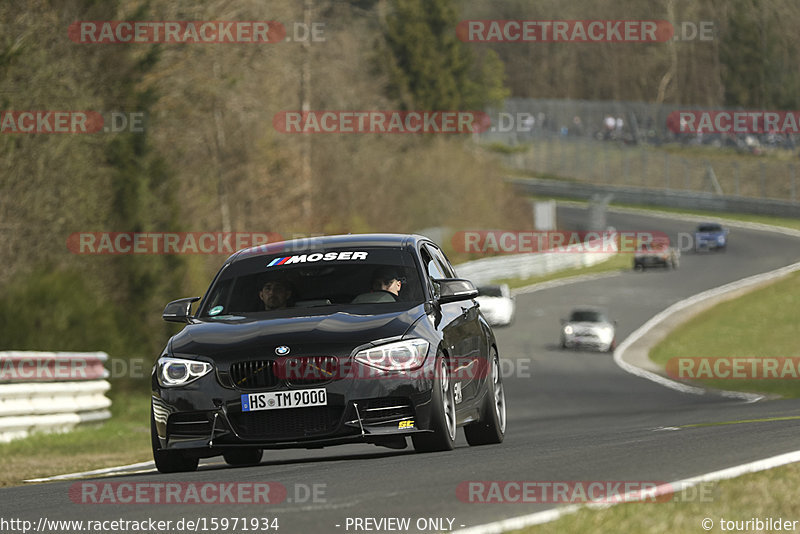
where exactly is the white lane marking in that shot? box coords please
[613,260,800,400]
[24,461,155,483]
[453,449,800,534]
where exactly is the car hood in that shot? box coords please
[696,231,725,238]
[168,304,425,360]
[565,321,613,330]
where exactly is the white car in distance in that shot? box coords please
[476,284,516,327]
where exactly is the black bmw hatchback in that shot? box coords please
[151,234,506,472]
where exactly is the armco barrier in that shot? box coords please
[454,233,618,286]
[0,351,112,442]
[509,177,800,218]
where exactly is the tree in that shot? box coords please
[380,0,508,110]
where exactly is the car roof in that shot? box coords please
[226,233,432,263]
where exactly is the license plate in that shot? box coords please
[241,388,327,412]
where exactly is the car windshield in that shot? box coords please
[570,310,607,323]
[698,224,722,232]
[198,247,424,316]
[478,286,504,297]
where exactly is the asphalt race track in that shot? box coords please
[3,206,800,534]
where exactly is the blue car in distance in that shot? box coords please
[694,223,729,252]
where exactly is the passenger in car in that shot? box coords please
[371,267,406,298]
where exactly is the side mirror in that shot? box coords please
[163,297,201,323]
[434,278,478,304]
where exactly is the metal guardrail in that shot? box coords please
[0,351,112,442]
[455,234,618,286]
[509,177,800,218]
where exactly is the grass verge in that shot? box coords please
[648,270,800,398]
[512,461,800,534]
[0,388,151,487]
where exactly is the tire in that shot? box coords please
[223,448,263,467]
[151,410,199,473]
[412,353,456,453]
[465,349,506,446]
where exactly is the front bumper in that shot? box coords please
[561,331,614,351]
[695,237,725,250]
[152,359,438,454]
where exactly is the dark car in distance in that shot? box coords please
[151,234,506,472]
[633,242,680,271]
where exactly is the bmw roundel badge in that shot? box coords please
[275,345,290,355]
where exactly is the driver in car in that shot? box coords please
[258,279,293,310]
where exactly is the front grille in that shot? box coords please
[168,412,213,438]
[228,406,343,440]
[230,360,279,390]
[284,356,341,386]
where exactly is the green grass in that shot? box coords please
[648,271,800,398]
[484,142,530,155]
[513,461,800,534]
[494,253,632,290]
[501,138,799,200]
[0,388,152,487]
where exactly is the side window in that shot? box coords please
[427,244,457,278]
[419,247,444,281]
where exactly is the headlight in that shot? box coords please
[157,356,213,387]
[563,325,574,335]
[354,339,429,371]
[597,327,614,341]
